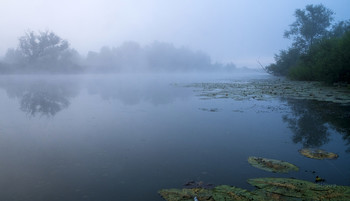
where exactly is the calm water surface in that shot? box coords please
[0,73,349,201]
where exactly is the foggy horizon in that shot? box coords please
[1,0,350,68]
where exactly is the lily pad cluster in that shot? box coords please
[160,78,350,200]
[183,181,215,189]
[159,185,258,201]
[247,157,299,173]
[248,177,350,200]
[159,177,350,201]
[159,153,345,200]
[299,148,339,160]
[188,79,350,104]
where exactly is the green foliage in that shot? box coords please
[330,20,350,38]
[266,47,300,76]
[290,32,350,83]
[284,4,334,52]
[268,4,350,84]
[267,4,333,77]
[288,63,313,80]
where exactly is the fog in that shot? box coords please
[1,2,350,200]
[1,0,349,70]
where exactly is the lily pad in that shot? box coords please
[248,177,350,200]
[211,185,264,201]
[248,156,299,173]
[299,148,338,160]
[159,178,350,201]
[159,185,263,201]
[187,79,350,105]
[183,181,214,189]
[158,188,212,201]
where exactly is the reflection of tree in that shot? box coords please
[86,76,191,106]
[283,99,350,152]
[283,101,330,147]
[19,84,69,116]
[0,77,79,117]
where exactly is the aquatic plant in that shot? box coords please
[159,177,350,201]
[248,156,299,173]
[299,148,338,159]
[248,177,350,200]
[188,79,350,105]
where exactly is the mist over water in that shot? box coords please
[0,73,349,201]
[1,1,350,200]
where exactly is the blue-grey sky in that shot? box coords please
[1,0,349,68]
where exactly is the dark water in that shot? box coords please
[0,74,349,201]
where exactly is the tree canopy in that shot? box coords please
[3,30,81,73]
[284,4,334,52]
[267,4,350,84]
[18,31,69,63]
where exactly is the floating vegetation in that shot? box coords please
[187,79,350,105]
[198,108,219,112]
[299,148,339,160]
[315,176,326,183]
[158,188,212,201]
[183,181,215,189]
[248,156,299,173]
[248,177,350,200]
[159,185,262,201]
[159,178,350,201]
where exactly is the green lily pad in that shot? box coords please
[159,178,350,201]
[248,177,350,200]
[299,148,338,160]
[159,185,264,201]
[248,156,299,173]
[211,185,263,200]
[158,188,211,201]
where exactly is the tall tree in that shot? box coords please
[3,30,82,73]
[18,30,69,64]
[284,4,334,52]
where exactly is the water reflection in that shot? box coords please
[282,99,350,151]
[86,75,191,106]
[0,76,79,117]
[0,75,192,117]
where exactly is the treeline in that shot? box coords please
[85,41,236,73]
[0,31,236,74]
[1,31,82,74]
[266,4,350,84]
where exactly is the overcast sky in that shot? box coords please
[1,0,349,68]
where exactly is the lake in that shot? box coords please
[0,73,349,201]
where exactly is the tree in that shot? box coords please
[18,30,69,64]
[3,30,82,73]
[266,47,300,76]
[266,4,350,83]
[330,20,350,38]
[284,4,334,52]
[289,31,350,83]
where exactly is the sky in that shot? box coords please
[1,0,350,68]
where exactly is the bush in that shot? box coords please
[289,31,350,83]
[289,64,314,81]
[266,47,301,76]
